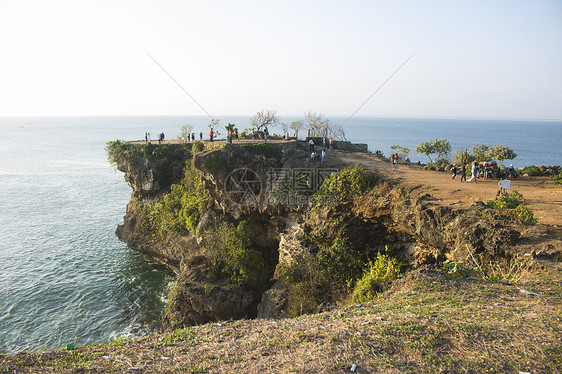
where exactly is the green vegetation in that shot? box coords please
[141,163,210,236]
[486,190,537,224]
[241,143,282,158]
[316,238,364,288]
[204,221,267,289]
[177,124,194,143]
[351,250,401,303]
[161,327,197,346]
[317,164,376,201]
[105,140,176,168]
[489,144,517,167]
[519,165,543,176]
[551,173,562,185]
[390,144,410,161]
[470,143,491,162]
[415,138,451,165]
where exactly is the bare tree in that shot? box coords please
[304,112,346,140]
[250,110,279,137]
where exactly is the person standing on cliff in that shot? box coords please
[309,139,315,151]
[210,128,214,142]
[329,138,334,149]
[321,149,327,164]
[264,127,269,143]
[199,132,203,141]
[451,164,458,179]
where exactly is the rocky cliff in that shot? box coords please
[108,140,559,328]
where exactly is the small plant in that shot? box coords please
[551,173,562,185]
[486,190,523,210]
[162,327,197,346]
[351,250,400,303]
[486,190,537,224]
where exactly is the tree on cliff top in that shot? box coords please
[250,110,279,136]
[177,124,194,143]
[489,145,517,167]
[289,120,305,139]
[416,138,451,165]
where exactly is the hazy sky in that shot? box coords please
[1,0,561,119]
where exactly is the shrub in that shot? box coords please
[551,173,562,185]
[506,205,537,224]
[351,250,400,303]
[278,253,329,317]
[486,190,537,224]
[316,238,364,288]
[192,141,205,153]
[519,165,543,176]
[143,163,209,236]
[317,164,376,201]
[204,221,267,289]
[105,140,180,168]
[486,190,523,210]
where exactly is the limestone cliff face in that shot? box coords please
[112,142,556,327]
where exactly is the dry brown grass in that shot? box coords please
[2,262,560,373]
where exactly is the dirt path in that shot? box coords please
[335,151,562,228]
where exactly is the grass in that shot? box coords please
[2,263,560,373]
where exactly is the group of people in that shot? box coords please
[144,132,165,144]
[390,153,400,170]
[452,162,517,182]
[226,128,240,144]
[309,138,328,164]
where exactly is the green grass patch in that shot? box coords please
[241,143,282,158]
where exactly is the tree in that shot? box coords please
[177,124,194,143]
[390,144,411,161]
[281,121,289,136]
[471,143,490,162]
[289,120,305,139]
[433,138,451,161]
[304,112,346,140]
[225,123,236,132]
[489,145,517,167]
[415,141,436,165]
[453,150,475,165]
[249,110,279,136]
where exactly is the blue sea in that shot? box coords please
[0,116,560,354]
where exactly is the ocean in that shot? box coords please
[0,116,560,354]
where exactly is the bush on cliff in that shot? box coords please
[486,190,537,224]
[204,221,267,289]
[142,163,209,236]
[351,250,401,303]
[105,140,178,167]
[317,164,376,202]
[519,165,543,176]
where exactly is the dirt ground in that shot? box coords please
[334,150,562,229]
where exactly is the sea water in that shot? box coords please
[0,116,560,354]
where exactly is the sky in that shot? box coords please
[0,0,561,119]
